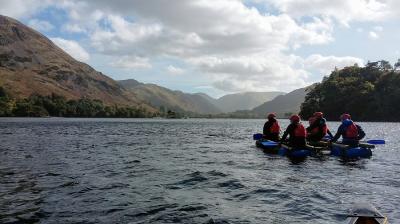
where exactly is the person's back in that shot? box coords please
[306,112,330,142]
[331,114,365,147]
[280,115,306,148]
[263,113,280,142]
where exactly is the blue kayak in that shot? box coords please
[330,143,372,158]
[255,140,313,158]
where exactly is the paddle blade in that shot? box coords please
[253,133,263,140]
[366,139,385,144]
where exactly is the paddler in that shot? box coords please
[306,112,333,142]
[263,113,280,142]
[330,113,366,147]
[280,114,307,148]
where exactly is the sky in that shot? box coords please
[1,0,399,98]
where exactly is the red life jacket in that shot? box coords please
[270,121,280,134]
[294,123,306,137]
[311,124,327,135]
[345,123,358,138]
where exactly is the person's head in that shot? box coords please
[267,113,276,120]
[290,114,300,124]
[340,113,351,121]
[313,112,323,118]
[308,116,316,125]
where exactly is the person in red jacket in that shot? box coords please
[331,113,366,147]
[263,113,280,141]
[306,112,333,142]
[280,114,307,148]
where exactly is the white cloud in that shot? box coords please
[304,54,364,74]
[0,0,53,19]
[110,56,152,69]
[368,31,379,40]
[2,0,393,93]
[166,65,185,75]
[50,37,90,62]
[58,0,334,92]
[28,19,54,32]
[263,0,389,26]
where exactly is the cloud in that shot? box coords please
[1,0,389,93]
[50,37,90,62]
[110,56,152,69]
[368,31,379,40]
[28,19,54,32]
[263,0,389,26]
[56,0,335,92]
[304,54,364,74]
[0,0,53,19]
[166,65,184,75]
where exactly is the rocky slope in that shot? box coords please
[0,15,154,110]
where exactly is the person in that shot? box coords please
[306,112,333,142]
[262,113,280,141]
[280,114,307,148]
[330,113,366,147]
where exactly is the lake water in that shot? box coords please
[0,118,399,223]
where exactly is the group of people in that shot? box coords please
[262,112,366,148]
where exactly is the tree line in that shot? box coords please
[300,60,400,121]
[0,87,154,118]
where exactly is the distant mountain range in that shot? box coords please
[208,91,285,113]
[252,87,311,117]
[0,14,308,117]
[118,79,221,114]
[119,79,287,114]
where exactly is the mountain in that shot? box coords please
[119,79,222,114]
[0,15,154,111]
[213,92,285,112]
[252,87,311,117]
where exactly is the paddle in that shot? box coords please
[322,134,385,145]
[253,133,263,140]
[364,139,385,145]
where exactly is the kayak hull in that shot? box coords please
[331,145,372,158]
[255,140,280,154]
[345,203,388,224]
[256,140,312,158]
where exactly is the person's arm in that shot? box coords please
[280,125,291,143]
[306,120,319,132]
[327,129,334,138]
[331,125,343,142]
[356,125,366,140]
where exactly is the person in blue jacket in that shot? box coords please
[330,113,365,147]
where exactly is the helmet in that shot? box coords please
[313,112,323,118]
[340,113,351,121]
[267,113,276,119]
[290,114,300,123]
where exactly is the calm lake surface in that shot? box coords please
[0,118,399,224]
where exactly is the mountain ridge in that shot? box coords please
[0,15,155,111]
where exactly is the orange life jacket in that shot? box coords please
[345,123,358,139]
[270,121,280,134]
[294,123,306,137]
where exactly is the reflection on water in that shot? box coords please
[0,118,399,223]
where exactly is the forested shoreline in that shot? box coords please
[0,87,155,118]
[300,60,400,121]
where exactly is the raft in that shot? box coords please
[255,140,280,154]
[345,203,388,224]
[330,143,373,158]
[255,140,315,158]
